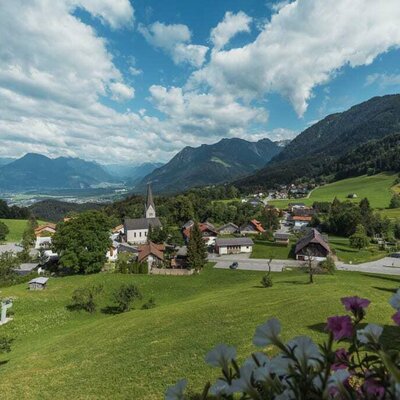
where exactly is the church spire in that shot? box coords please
[145,183,156,218]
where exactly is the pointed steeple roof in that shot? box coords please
[146,183,155,211]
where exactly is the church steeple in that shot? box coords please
[145,183,156,218]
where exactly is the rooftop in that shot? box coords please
[216,237,254,247]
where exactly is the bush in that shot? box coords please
[389,194,400,209]
[319,256,336,274]
[69,284,103,313]
[113,284,142,313]
[141,297,156,309]
[0,335,12,353]
[349,224,369,249]
[0,222,9,241]
[260,273,273,288]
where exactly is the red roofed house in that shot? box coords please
[182,221,218,246]
[292,215,313,229]
[295,229,331,261]
[240,219,265,235]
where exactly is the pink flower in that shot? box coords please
[341,296,370,313]
[392,311,400,326]
[332,348,349,371]
[363,378,385,399]
[326,316,353,341]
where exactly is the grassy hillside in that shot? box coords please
[0,267,398,399]
[0,219,46,242]
[269,173,398,209]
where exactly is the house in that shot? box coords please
[124,184,162,244]
[112,224,124,234]
[13,263,39,276]
[171,246,188,268]
[215,237,254,255]
[28,277,49,290]
[217,223,239,235]
[34,223,56,237]
[292,215,313,229]
[182,221,218,246]
[292,207,315,217]
[294,229,331,261]
[137,241,165,269]
[118,243,139,256]
[106,241,119,262]
[273,232,291,246]
[240,219,265,235]
[34,223,57,250]
[288,203,307,212]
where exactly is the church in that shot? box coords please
[124,184,162,244]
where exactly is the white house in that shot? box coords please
[215,237,254,255]
[124,184,162,244]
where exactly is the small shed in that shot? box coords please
[28,277,49,291]
[347,193,358,199]
[273,232,291,246]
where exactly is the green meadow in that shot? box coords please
[0,219,46,243]
[269,172,398,209]
[0,266,399,399]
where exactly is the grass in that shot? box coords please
[0,219,46,243]
[269,173,398,209]
[0,266,399,399]
[378,208,400,220]
[251,240,294,259]
[329,236,388,264]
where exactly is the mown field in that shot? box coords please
[0,219,46,243]
[0,266,399,399]
[269,172,398,209]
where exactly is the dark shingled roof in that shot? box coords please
[295,228,330,254]
[216,237,254,247]
[124,217,162,231]
[274,232,290,240]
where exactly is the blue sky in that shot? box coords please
[0,0,400,164]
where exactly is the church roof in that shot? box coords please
[124,217,162,231]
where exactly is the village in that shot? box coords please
[7,182,389,292]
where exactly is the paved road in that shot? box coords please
[211,254,400,275]
[0,243,23,254]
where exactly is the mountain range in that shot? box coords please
[102,162,163,183]
[236,94,400,189]
[137,137,284,193]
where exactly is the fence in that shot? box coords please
[150,268,194,276]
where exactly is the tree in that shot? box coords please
[349,224,369,249]
[0,252,18,285]
[394,219,400,240]
[69,284,103,313]
[52,211,111,274]
[389,194,400,209]
[261,207,280,231]
[187,222,207,272]
[0,222,9,241]
[113,284,142,313]
[304,249,315,284]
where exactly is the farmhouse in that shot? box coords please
[217,222,239,235]
[295,229,331,261]
[124,184,162,244]
[13,263,39,276]
[215,237,254,255]
[34,223,57,250]
[28,277,49,290]
[240,219,265,235]
[288,202,307,212]
[292,215,313,229]
[138,241,165,269]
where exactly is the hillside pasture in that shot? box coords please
[0,218,46,243]
[268,173,398,209]
[0,267,399,399]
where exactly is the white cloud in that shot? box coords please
[192,0,400,116]
[210,11,252,50]
[129,67,142,76]
[139,22,208,68]
[365,73,400,88]
[68,0,134,29]
[110,82,135,101]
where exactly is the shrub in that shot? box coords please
[69,284,103,313]
[389,194,400,209]
[260,273,273,288]
[167,291,400,399]
[0,222,9,242]
[141,297,156,309]
[0,335,12,353]
[349,224,369,249]
[113,284,142,313]
[319,256,336,274]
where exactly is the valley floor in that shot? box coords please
[0,266,399,399]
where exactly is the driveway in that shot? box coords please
[211,254,400,275]
[0,243,23,254]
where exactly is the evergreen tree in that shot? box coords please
[187,222,207,272]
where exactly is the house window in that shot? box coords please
[134,232,136,238]
[145,231,147,236]
[140,232,142,237]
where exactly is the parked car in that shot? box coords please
[229,262,238,270]
[389,253,400,258]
